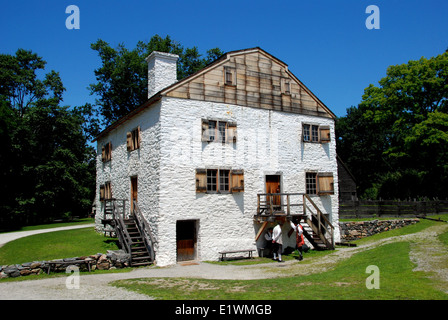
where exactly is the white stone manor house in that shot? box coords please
[94,47,340,267]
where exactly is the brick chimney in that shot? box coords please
[145,51,179,98]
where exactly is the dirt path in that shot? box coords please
[0,223,447,300]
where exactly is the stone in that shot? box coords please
[20,269,32,276]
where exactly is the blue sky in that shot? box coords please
[1,0,447,117]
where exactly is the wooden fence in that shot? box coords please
[339,199,448,219]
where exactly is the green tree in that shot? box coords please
[337,51,448,199]
[0,49,95,229]
[90,34,223,126]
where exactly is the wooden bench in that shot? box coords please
[218,249,256,261]
[46,259,94,274]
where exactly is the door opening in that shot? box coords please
[176,220,198,262]
[130,176,138,213]
[266,175,281,210]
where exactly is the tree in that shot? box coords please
[0,50,95,230]
[90,34,223,126]
[337,51,448,199]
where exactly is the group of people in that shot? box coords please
[264,219,305,262]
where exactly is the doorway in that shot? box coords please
[176,220,198,262]
[130,176,138,213]
[266,175,281,210]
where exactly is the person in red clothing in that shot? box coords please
[290,219,304,261]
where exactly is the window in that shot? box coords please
[224,67,236,86]
[100,181,112,201]
[219,169,230,192]
[201,119,237,143]
[208,120,217,142]
[306,172,317,195]
[196,169,244,193]
[303,124,331,143]
[101,142,112,162]
[127,126,141,151]
[207,169,218,192]
[306,172,334,195]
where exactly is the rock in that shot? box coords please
[4,266,20,278]
[30,262,42,269]
[20,269,32,276]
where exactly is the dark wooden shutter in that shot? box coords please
[99,185,105,201]
[201,120,210,142]
[231,169,244,192]
[319,126,331,143]
[196,169,207,193]
[126,132,132,151]
[227,122,237,143]
[317,173,334,195]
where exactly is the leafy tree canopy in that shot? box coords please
[90,34,223,126]
[337,51,448,199]
[0,49,95,230]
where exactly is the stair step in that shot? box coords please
[131,261,152,267]
[132,255,151,261]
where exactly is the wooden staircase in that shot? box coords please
[102,199,155,267]
[123,217,153,266]
[256,193,335,250]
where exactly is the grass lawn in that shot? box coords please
[0,227,119,265]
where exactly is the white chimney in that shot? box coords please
[145,51,179,98]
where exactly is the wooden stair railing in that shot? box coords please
[132,200,156,263]
[255,193,335,250]
[102,199,154,267]
[303,194,335,250]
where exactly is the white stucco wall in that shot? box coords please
[155,96,339,266]
[95,101,162,233]
[95,96,339,267]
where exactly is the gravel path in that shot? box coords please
[0,222,447,299]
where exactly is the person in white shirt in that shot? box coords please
[272,220,284,262]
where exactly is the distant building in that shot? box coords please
[337,156,358,202]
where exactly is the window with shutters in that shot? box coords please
[306,172,334,195]
[201,119,237,143]
[302,124,331,143]
[127,126,140,151]
[101,142,112,162]
[196,169,244,193]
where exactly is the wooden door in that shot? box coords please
[176,220,197,262]
[266,175,281,210]
[130,176,138,213]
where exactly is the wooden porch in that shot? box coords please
[255,193,335,250]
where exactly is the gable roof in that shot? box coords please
[95,47,335,141]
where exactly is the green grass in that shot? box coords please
[0,227,119,265]
[113,241,447,300]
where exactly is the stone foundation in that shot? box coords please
[339,218,420,242]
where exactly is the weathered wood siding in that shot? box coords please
[165,49,333,118]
